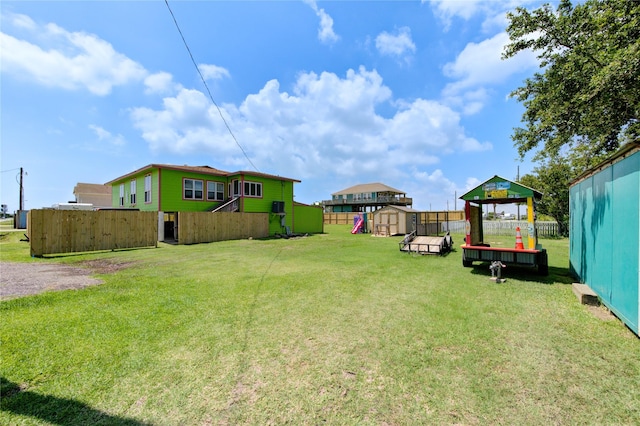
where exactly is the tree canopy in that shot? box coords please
[519,157,575,237]
[504,0,640,165]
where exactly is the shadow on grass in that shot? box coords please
[466,263,574,284]
[0,377,151,426]
[38,246,158,259]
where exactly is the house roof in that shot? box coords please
[374,205,421,213]
[332,182,405,196]
[228,170,301,183]
[459,175,542,205]
[73,183,111,195]
[105,164,300,184]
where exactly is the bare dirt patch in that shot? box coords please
[0,260,133,300]
[586,304,617,321]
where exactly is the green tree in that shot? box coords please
[504,0,640,164]
[519,158,574,237]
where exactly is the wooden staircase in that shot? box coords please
[209,197,239,213]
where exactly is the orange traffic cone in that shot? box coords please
[515,226,524,250]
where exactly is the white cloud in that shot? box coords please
[130,88,229,155]
[441,32,537,114]
[199,64,230,81]
[304,0,339,44]
[405,168,461,210]
[130,67,489,183]
[8,12,36,30]
[426,0,534,32]
[89,124,126,147]
[428,0,484,27]
[375,27,416,62]
[0,15,147,95]
[144,72,181,95]
[465,176,482,190]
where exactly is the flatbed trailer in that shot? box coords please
[399,233,453,255]
[459,175,548,276]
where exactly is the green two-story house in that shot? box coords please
[105,164,310,239]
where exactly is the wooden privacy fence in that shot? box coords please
[178,212,269,245]
[29,209,157,257]
[324,213,356,225]
[324,211,465,225]
[418,211,465,222]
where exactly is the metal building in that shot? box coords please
[570,141,640,336]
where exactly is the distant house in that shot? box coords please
[322,183,412,213]
[105,164,321,238]
[73,183,112,209]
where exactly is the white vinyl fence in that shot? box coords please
[443,220,558,237]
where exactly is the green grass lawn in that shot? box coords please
[1,226,639,425]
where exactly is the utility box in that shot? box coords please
[272,201,285,213]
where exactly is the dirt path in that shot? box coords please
[0,260,131,300]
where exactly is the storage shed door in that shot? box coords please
[388,212,398,235]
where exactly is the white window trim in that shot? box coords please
[207,181,225,201]
[144,174,152,204]
[183,178,204,200]
[243,181,262,198]
[119,184,125,207]
[130,180,137,205]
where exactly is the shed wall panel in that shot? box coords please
[590,167,613,302]
[570,149,639,335]
[610,152,639,333]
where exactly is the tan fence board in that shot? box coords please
[178,212,269,245]
[29,210,157,256]
[323,213,357,225]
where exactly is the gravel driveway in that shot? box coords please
[0,260,130,300]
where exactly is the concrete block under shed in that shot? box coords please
[572,283,599,306]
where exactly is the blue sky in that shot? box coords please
[1,0,547,213]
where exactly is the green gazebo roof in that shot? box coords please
[460,175,542,205]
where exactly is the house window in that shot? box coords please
[207,181,224,201]
[119,184,125,207]
[243,181,262,198]
[130,180,137,205]
[184,179,203,200]
[144,174,152,203]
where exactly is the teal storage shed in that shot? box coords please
[569,141,640,336]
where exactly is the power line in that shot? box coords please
[0,168,22,173]
[164,0,260,173]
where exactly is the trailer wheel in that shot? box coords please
[463,259,473,267]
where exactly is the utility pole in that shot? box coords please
[19,167,24,211]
